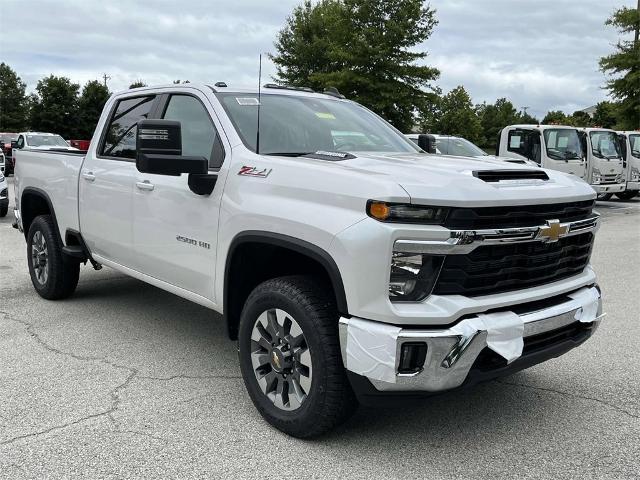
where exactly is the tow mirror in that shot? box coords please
[136,120,208,176]
[417,134,436,154]
[11,141,17,149]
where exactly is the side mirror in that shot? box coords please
[417,134,436,154]
[11,141,18,149]
[136,120,208,176]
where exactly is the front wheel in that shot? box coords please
[0,202,7,217]
[238,275,357,438]
[615,190,639,201]
[597,193,613,201]
[27,215,80,299]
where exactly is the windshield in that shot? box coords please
[628,134,640,159]
[543,129,583,160]
[589,131,621,159]
[26,135,70,148]
[435,137,487,157]
[216,93,419,155]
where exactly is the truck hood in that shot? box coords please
[335,152,596,207]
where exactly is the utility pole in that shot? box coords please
[102,73,111,88]
[636,0,639,46]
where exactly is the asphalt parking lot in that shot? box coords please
[1,176,639,479]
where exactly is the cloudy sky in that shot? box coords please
[1,0,631,117]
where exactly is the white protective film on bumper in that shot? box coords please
[569,287,601,322]
[345,317,402,383]
[453,311,524,364]
[340,286,603,392]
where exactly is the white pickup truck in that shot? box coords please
[14,84,604,437]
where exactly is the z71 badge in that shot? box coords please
[238,166,272,178]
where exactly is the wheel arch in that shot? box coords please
[223,231,348,340]
[20,187,62,243]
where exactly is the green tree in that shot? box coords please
[476,98,521,148]
[29,75,80,139]
[432,86,481,143]
[272,0,440,132]
[599,2,640,129]
[78,80,110,138]
[518,111,539,125]
[542,110,567,125]
[592,101,619,128]
[129,80,147,89]
[568,110,592,127]
[0,63,29,131]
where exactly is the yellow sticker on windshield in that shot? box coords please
[316,112,336,120]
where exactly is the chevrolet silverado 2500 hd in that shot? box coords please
[14,84,604,437]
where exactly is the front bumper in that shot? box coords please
[339,286,602,396]
[592,183,625,194]
[625,181,640,191]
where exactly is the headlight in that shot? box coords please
[631,168,640,181]
[368,200,448,224]
[592,168,601,184]
[616,174,624,183]
[389,252,444,302]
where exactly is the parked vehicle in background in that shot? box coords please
[69,139,91,151]
[578,128,626,200]
[0,150,5,174]
[616,131,640,200]
[14,83,603,437]
[12,132,78,155]
[0,171,8,217]
[406,133,536,165]
[0,132,18,175]
[498,125,587,177]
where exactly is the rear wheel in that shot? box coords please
[615,190,638,201]
[238,275,357,437]
[27,215,80,299]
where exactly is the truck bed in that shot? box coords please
[15,148,85,239]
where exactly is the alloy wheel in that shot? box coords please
[250,308,312,411]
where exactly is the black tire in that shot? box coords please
[27,215,80,300]
[238,275,357,438]
[597,193,613,201]
[0,202,7,217]
[615,190,639,201]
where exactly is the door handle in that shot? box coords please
[82,171,96,182]
[136,180,154,191]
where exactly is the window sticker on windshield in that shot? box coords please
[236,97,260,106]
[509,135,521,148]
[315,112,336,120]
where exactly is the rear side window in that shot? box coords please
[162,95,224,169]
[101,96,156,159]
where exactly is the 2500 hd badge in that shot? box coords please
[176,235,210,249]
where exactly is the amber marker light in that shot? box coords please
[368,201,391,220]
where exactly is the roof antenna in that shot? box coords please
[256,54,262,155]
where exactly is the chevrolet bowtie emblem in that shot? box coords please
[537,219,568,243]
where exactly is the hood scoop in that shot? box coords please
[473,169,549,182]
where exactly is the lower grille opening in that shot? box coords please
[472,321,594,373]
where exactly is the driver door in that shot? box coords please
[131,91,227,301]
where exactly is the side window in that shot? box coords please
[162,95,224,169]
[101,96,156,159]
[507,130,525,154]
